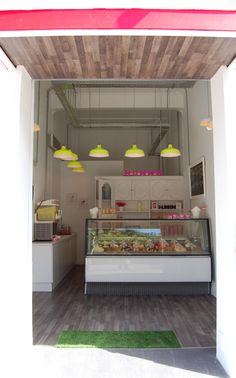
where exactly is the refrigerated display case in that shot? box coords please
[85,218,212,295]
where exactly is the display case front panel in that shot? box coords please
[86,219,211,257]
[85,256,211,282]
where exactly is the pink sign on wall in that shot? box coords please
[123,169,163,176]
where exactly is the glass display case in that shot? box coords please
[86,218,211,256]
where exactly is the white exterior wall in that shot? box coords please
[187,81,216,296]
[211,66,236,377]
[0,54,33,377]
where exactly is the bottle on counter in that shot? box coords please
[137,202,143,212]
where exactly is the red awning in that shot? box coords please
[0,8,236,32]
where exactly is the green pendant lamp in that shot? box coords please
[125,145,145,158]
[72,152,78,160]
[67,160,83,169]
[72,167,85,173]
[160,144,181,158]
[53,146,77,161]
[89,144,109,158]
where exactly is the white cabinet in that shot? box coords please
[132,180,150,200]
[114,179,150,200]
[96,178,115,217]
[33,234,76,292]
[115,180,132,200]
[150,178,184,200]
[95,176,185,216]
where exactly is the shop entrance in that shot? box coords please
[1,13,234,376]
[31,77,216,347]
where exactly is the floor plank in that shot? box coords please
[33,266,216,347]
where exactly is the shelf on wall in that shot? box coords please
[150,209,181,212]
[117,210,149,213]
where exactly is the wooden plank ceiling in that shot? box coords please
[0,36,236,80]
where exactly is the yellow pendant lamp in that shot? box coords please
[66,160,83,169]
[33,123,41,132]
[89,144,109,158]
[125,144,145,158]
[53,146,77,161]
[160,144,181,158]
[200,82,214,131]
[124,88,145,158]
[160,89,181,158]
[200,117,213,130]
[72,167,85,173]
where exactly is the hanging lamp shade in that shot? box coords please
[125,145,145,158]
[72,167,85,173]
[33,123,40,132]
[66,160,83,169]
[200,117,213,130]
[89,144,109,158]
[53,146,76,161]
[160,144,181,158]
[72,152,78,160]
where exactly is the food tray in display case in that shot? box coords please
[85,218,211,257]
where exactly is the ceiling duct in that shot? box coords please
[53,84,80,128]
[47,133,61,151]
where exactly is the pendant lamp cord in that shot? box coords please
[185,88,191,165]
[207,81,210,118]
[78,86,81,127]
[134,86,137,169]
[159,88,162,154]
[89,87,91,128]
[37,81,40,125]
[167,87,170,124]
[66,122,69,148]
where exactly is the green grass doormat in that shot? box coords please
[56,330,181,348]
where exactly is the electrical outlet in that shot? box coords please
[79,198,88,209]
[66,193,78,204]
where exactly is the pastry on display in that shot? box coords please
[90,229,202,254]
[174,241,187,252]
[92,245,105,253]
[184,240,198,251]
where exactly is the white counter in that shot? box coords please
[33,233,76,292]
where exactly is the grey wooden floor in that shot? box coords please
[33,266,216,348]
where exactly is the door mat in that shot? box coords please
[56,330,181,348]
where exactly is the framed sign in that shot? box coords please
[189,157,206,199]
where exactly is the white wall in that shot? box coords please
[60,161,124,264]
[33,82,50,204]
[211,66,236,377]
[33,82,68,208]
[187,81,216,295]
[0,58,33,377]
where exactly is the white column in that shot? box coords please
[211,65,236,377]
[0,51,34,377]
